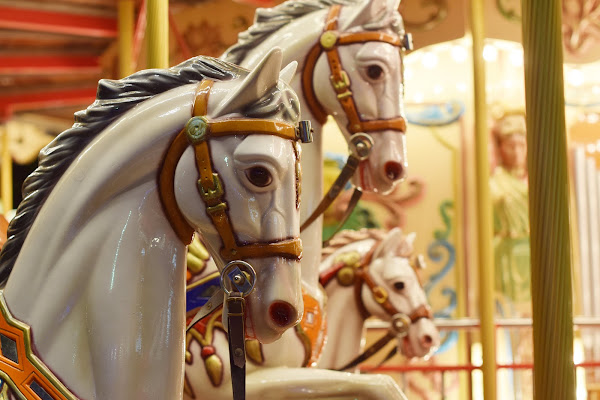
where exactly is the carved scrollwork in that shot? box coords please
[496,0,522,22]
[400,0,448,31]
[562,0,600,57]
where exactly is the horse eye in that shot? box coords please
[245,166,272,187]
[393,281,405,291]
[367,65,384,80]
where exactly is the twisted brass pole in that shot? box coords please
[521,1,575,399]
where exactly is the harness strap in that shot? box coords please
[335,331,395,372]
[227,293,246,400]
[301,5,408,134]
[300,154,360,232]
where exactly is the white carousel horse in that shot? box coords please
[183,0,412,398]
[0,49,307,400]
[317,228,440,370]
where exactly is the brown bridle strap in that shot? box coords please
[158,127,197,244]
[301,4,407,134]
[159,80,303,260]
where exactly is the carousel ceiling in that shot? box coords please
[2,0,600,132]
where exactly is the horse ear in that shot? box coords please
[341,0,398,30]
[372,227,404,260]
[279,61,297,85]
[212,48,283,117]
[398,232,416,257]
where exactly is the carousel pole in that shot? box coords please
[521,0,575,399]
[146,0,168,69]
[118,0,135,77]
[1,125,12,214]
[468,0,496,399]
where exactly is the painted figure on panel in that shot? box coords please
[490,109,531,310]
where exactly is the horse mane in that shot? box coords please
[223,0,360,65]
[321,228,415,260]
[321,228,386,259]
[0,57,248,284]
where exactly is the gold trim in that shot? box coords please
[0,291,79,400]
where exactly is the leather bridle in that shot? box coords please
[158,79,309,261]
[300,5,412,235]
[319,240,433,371]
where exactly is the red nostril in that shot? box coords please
[269,301,295,328]
[384,161,404,181]
[421,335,433,348]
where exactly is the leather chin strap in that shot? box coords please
[158,79,303,262]
[301,4,408,134]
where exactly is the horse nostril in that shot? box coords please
[384,161,404,181]
[421,335,433,348]
[269,301,295,328]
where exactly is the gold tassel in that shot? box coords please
[204,353,223,387]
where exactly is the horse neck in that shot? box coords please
[2,84,197,399]
[318,239,375,369]
[233,10,328,292]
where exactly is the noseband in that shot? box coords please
[158,79,310,261]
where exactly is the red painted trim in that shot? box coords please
[133,0,147,70]
[0,87,96,122]
[360,361,600,373]
[0,5,117,38]
[169,9,192,61]
[0,55,101,75]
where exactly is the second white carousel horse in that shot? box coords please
[0,49,307,400]
[183,228,437,399]
[184,0,413,398]
[317,228,440,370]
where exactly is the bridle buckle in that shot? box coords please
[330,71,351,95]
[198,173,224,203]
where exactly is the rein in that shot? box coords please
[300,5,412,237]
[158,79,311,400]
[318,239,433,371]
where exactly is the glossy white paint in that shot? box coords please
[317,229,440,370]
[2,50,303,400]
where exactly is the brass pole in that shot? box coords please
[118,0,135,77]
[1,125,12,214]
[146,0,168,69]
[521,0,575,399]
[469,0,496,398]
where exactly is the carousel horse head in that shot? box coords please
[225,0,412,194]
[174,51,306,342]
[361,228,440,358]
[0,49,306,399]
[306,0,410,193]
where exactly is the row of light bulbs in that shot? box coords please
[404,40,600,103]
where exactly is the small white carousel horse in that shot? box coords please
[184,228,437,399]
[317,228,440,370]
[0,49,307,400]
